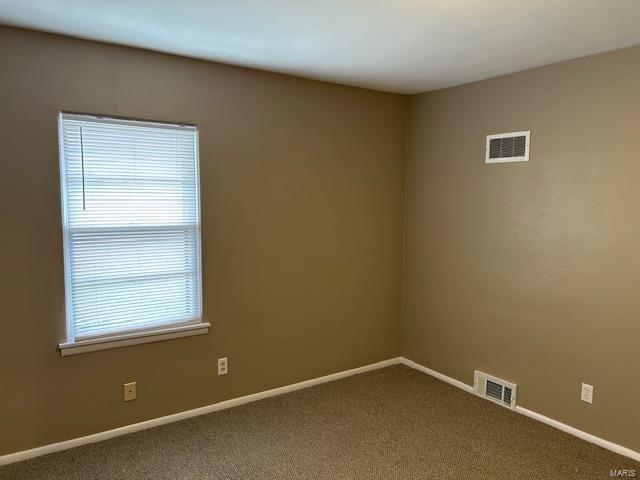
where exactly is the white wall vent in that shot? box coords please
[474,371,517,409]
[485,131,530,163]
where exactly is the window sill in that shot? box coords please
[59,322,211,357]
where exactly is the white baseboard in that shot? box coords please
[0,357,402,466]
[3,356,637,466]
[400,357,474,393]
[398,357,640,463]
[514,406,640,463]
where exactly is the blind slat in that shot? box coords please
[59,114,202,341]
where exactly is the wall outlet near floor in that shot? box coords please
[218,357,228,376]
[123,382,137,402]
[581,383,594,404]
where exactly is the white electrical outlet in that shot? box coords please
[581,383,594,404]
[218,357,228,376]
[124,382,137,402]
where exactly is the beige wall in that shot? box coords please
[0,26,405,455]
[2,23,639,459]
[403,46,640,452]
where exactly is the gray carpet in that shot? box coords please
[1,365,637,479]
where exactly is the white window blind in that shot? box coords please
[59,113,202,344]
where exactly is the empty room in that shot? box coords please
[0,1,639,479]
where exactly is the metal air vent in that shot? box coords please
[486,131,531,163]
[474,371,517,409]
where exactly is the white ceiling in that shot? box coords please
[1,1,639,94]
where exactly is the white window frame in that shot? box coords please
[57,113,208,356]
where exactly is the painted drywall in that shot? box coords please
[0,26,405,455]
[403,45,640,452]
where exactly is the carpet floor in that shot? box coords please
[1,365,637,479]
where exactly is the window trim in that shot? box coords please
[59,321,211,356]
[57,112,206,356]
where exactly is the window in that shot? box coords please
[58,113,207,356]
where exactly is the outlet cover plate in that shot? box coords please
[218,357,228,376]
[124,382,137,402]
[581,383,594,404]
